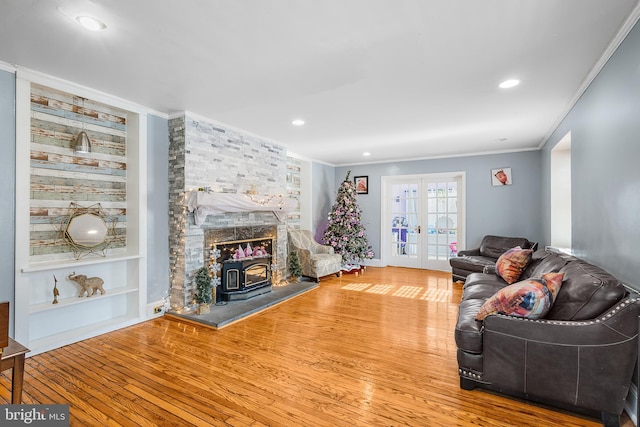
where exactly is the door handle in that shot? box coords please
[417,226,421,234]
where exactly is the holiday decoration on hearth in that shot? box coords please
[235,245,244,259]
[323,171,374,269]
[253,246,268,257]
[232,242,269,260]
[288,251,302,282]
[194,266,213,314]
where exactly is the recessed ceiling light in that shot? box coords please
[499,79,520,89]
[291,119,305,126]
[74,15,107,31]
[362,152,371,156]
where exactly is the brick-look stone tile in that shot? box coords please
[168,113,291,308]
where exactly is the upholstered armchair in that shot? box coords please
[287,229,342,282]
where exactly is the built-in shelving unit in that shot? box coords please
[30,287,138,314]
[22,254,142,273]
[14,70,149,356]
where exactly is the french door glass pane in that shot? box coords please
[425,179,458,262]
[390,183,418,258]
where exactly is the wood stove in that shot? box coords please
[216,238,273,301]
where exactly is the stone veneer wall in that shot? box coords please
[168,113,289,308]
[286,156,302,228]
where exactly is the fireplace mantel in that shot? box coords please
[186,191,297,225]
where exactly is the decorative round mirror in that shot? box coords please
[65,213,108,248]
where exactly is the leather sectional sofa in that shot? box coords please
[455,249,640,427]
[449,235,537,282]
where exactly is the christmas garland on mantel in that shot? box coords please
[186,191,298,225]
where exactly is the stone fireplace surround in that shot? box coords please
[170,212,287,309]
[168,112,293,309]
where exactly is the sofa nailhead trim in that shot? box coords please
[459,368,483,380]
[489,297,639,326]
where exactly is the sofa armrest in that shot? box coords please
[305,238,335,255]
[482,295,640,414]
[458,248,481,257]
[315,245,335,255]
[291,247,312,260]
[482,265,496,275]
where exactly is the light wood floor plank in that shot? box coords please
[2,267,633,426]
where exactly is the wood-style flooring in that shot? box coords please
[1,267,634,426]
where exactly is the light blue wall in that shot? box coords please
[311,162,336,242]
[542,20,640,288]
[334,151,543,260]
[2,15,639,326]
[0,70,16,334]
[146,114,170,303]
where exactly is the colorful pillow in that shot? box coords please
[475,272,565,321]
[495,246,533,284]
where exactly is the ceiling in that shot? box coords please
[1,0,639,166]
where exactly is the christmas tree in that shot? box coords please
[323,171,374,268]
[194,266,212,305]
[288,251,302,281]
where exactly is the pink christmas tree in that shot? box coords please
[323,171,374,267]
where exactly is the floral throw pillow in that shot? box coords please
[495,246,533,284]
[475,272,565,321]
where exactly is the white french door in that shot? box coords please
[384,173,464,271]
[387,179,421,268]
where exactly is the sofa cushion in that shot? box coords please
[520,250,571,280]
[547,260,626,320]
[495,246,533,284]
[475,272,565,321]
[462,272,510,290]
[461,281,506,301]
[479,235,533,259]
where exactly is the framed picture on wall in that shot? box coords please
[354,176,368,194]
[491,168,512,186]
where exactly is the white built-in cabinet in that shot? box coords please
[14,70,149,356]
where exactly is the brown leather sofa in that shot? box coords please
[455,250,640,427]
[449,235,537,282]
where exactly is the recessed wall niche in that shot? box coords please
[15,73,147,356]
[29,83,128,261]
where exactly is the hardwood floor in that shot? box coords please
[1,267,633,426]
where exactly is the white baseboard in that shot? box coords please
[362,258,382,267]
[145,300,166,318]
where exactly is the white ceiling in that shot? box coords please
[1,0,639,166]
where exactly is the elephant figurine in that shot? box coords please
[67,272,106,297]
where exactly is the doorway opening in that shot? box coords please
[550,131,572,250]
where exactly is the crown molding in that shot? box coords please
[0,60,16,73]
[13,65,169,119]
[539,3,640,149]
